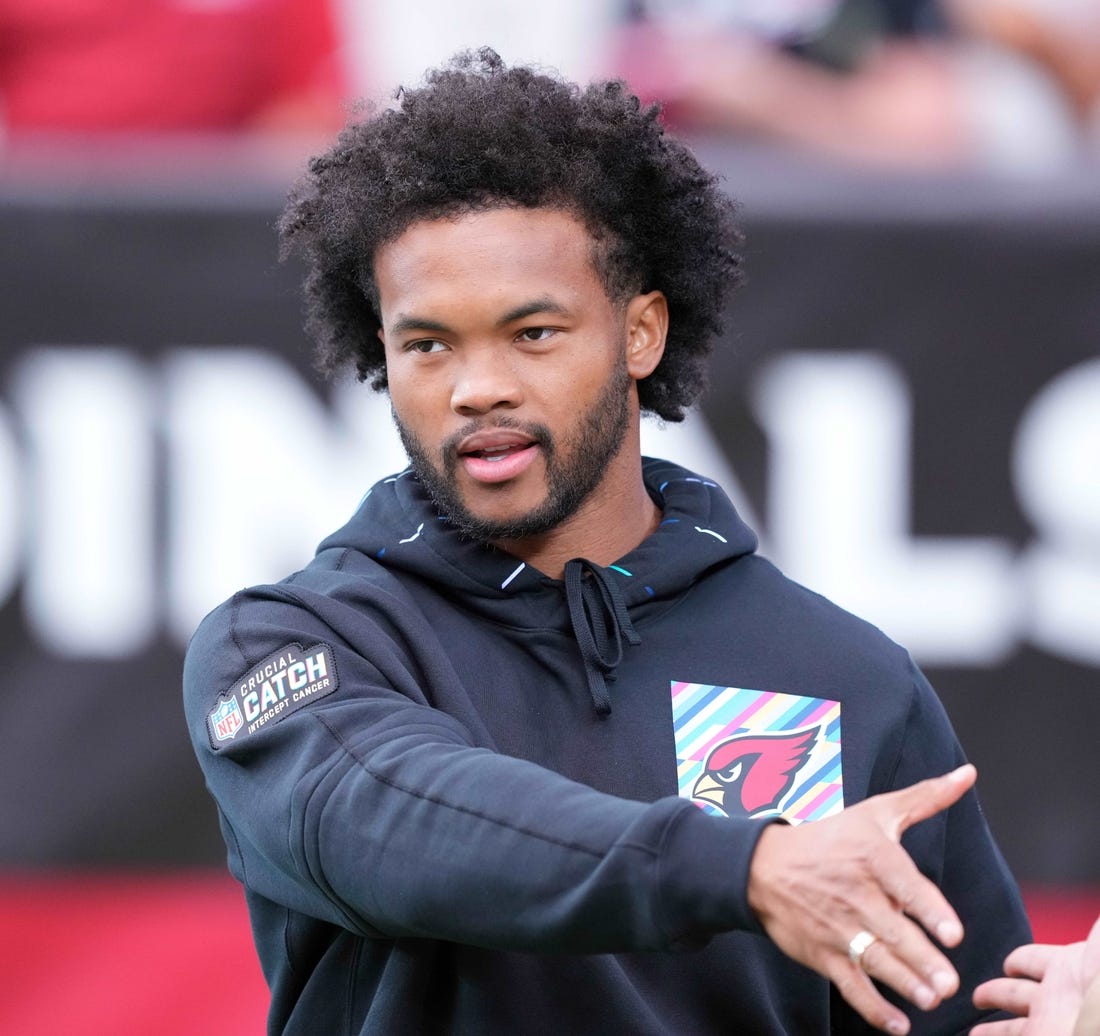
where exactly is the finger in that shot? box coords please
[969,1021,1026,1036]
[973,976,1039,1016]
[830,961,912,1035]
[857,934,946,1013]
[872,840,964,951]
[858,897,960,1002]
[872,764,976,841]
[1003,943,1064,980]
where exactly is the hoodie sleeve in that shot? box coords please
[183,585,773,954]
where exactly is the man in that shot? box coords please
[184,49,1030,1034]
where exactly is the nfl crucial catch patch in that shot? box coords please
[207,643,338,749]
[670,683,842,824]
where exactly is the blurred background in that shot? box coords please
[1,0,1098,1032]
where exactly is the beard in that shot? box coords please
[394,354,633,543]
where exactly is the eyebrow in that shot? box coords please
[497,297,571,325]
[388,297,571,337]
[388,315,454,337]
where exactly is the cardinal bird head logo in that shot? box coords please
[692,726,820,818]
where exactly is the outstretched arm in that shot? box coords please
[188,589,1025,1031]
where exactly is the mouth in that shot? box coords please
[464,442,531,461]
[456,430,542,485]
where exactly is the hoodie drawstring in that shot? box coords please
[564,559,641,717]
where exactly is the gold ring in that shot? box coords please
[848,930,878,968]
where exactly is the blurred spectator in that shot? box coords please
[0,0,345,138]
[332,0,619,104]
[613,0,1090,171]
[948,0,1100,159]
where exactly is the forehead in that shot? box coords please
[372,207,606,314]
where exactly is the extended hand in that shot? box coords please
[747,764,976,1035]
[972,916,1100,1036]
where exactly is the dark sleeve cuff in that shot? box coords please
[655,802,784,945]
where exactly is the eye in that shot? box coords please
[406,339,448,354]
[516,327,557,343]
[716,761,743,784]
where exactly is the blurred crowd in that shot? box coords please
[1,0,1098,172]
[619,0,1100,170]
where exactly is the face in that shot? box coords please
[375,206,664,544]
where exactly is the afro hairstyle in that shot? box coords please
[279,48,744,421]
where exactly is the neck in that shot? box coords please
[492,453,660,580]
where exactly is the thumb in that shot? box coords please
[873,764,977,840]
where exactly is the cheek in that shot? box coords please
[388,368,441,425]
[389,398,441,457]
[557,353,619,404]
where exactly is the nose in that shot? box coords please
[449,347,524,416]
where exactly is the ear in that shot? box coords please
[624,291,668,381]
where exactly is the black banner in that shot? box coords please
[1,148,1097,884]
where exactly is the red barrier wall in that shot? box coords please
[1,873,1097,1036]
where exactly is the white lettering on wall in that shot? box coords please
[0,345,1095,670]
[163,348,407,642]
[12,349,155,656]
[0,400,20,606]
[752,352,1019,665]
[1014,358,1100,665]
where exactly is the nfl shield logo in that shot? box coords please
[209,696,244,742]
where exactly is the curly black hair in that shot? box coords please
[279,48,743,421]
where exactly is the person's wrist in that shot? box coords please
[745,821,787,922]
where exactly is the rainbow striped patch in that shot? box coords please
[670,682,843,824]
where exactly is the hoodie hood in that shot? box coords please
[317,457,758,714]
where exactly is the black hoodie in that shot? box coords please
[184,458,1029,1034]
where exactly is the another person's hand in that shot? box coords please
[748,764,977,1034]
[972,915,1100,1035]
